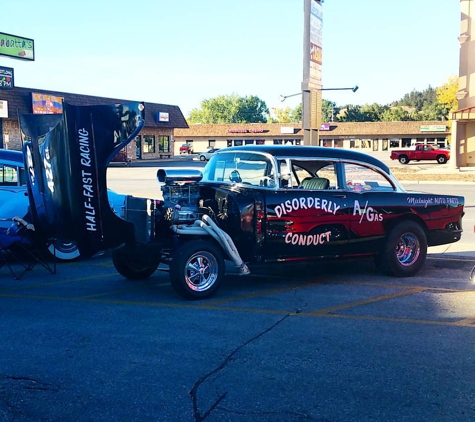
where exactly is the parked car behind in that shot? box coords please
[179,143,193,154]
[0,149,127,260]
[390,143,450,164]
[196,148,220,161]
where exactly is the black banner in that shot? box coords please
[19,101,145,257]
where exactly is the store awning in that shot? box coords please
[452,106,475,121]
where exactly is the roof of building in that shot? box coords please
[1,86,189,129]
[174,121,449,138]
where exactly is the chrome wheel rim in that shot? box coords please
[184,251,219,292]
[49,240,80,260]
[396,233,420,266]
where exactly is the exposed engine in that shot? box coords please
[155,167,250,277]
[156,168,204,225]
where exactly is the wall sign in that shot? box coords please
[0,66,14,89]
[157,112,169,122]
[0,32,34,61]
[31,93,64,114]
[420,125,447,132]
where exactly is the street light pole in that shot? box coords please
[279,86,359,102]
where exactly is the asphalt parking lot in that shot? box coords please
[1,252,475,422]
[1,157,475,421]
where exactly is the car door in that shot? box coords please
[413,145,426,160]
[342,162,398,254]
[263,160,351,261]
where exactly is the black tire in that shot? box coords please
[437,155,447,164]
[169,240,224,300]
[112,245,159,280]
[376,221,427,277]
[398,155,410,164]
[199,155,206,161]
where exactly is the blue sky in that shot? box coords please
[1,0,460,117]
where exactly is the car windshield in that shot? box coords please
[202,151,276,187]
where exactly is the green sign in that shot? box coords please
[0,32,34,61]
[420,125,447,132]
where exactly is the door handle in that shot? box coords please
[333,194,347,198]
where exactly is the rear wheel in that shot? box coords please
[199,155,206,161]
[437,155,448,164]
[375,221,427,277]
[112,244,159,280]
[170,240,224,300]
[398,155,410,164]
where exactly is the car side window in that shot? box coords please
[316,164,338,189]
[0,164,19,186]
[342,163,395,192]
[282,161,338,190]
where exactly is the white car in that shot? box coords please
[196,148,220,161]
[0,149,127,260]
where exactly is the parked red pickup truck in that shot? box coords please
[390,144,450,164]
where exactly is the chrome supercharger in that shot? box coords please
[156,168,205,224]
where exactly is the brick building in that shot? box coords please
[174,121,450,155]
[0,86,188,161]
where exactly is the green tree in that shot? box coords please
[392,86,438,111]
[337,104,364,122]
[360,103,388,122]
[187,94,269,124]
[270,106,293,123]
[380,107,413,121]
[269,104,302,123]
[418,102,449,120]
[290,103,302,123]
[322,99,338,123]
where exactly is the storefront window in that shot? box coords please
[234,139,243,146]
[436,137,447,148]
[245,139,254,145]
[256,139,265,145]
[143,135,155,153]
[158,135,170,153]
[273,139,283,145]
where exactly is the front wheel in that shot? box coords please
[398,155,410,164]
[112,244,159,280]
[375,221,427,277]
[199,155,206,161]
[437,155,448,164]
[169,240,224,300]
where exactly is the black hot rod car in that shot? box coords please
[18,103,465,300]
[112,145,465,299]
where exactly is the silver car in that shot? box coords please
[196,148,220,161]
